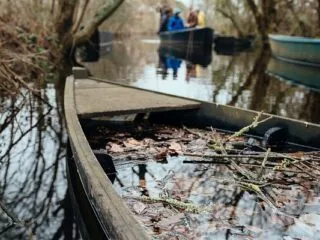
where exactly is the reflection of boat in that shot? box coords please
[269,34,320,67]
[157,53,182,79]
[266,57,320,90]
[214,35,253,49]
[65,68,320,239]
[159,27,213,53]
[79,31,113,62]
[158,43,212,67]
[213,35,253,56]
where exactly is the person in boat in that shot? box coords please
[167,8,184,31]
[186,8,198,28]
[158,5,170,33]
[196,9,205,28]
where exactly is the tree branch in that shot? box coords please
[72,0,90,34]
[72,0,124,46]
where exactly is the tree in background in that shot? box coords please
[204,0,320,45]
[0,0,124,96]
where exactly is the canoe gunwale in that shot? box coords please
[64,75,148,240]
[269,34,320,44]
[269,34,320,65]
[273,55,320,68]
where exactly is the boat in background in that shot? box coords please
[269,34,320,67]
[266,57,320,91]
[159,27,213,54]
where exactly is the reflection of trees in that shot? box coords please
[228,48,271,106]
[299,91,320,123]
[117,160,306,238]
[213,47,320,123]
[0,85,79,239]
[83,40,159,83]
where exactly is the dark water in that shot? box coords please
[84,37,320,124]
[0,83,80,239]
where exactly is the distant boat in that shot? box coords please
[266,57,320,91]
[159,27,213,54]
[269,34,320,67]
[214,35,253,49]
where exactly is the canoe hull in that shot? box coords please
[269,34,320,66]
[159,27,213,54]
[267,57,320,91]
[65,68,320,239]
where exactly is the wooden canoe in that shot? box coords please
[269,34,320,67]
[159,27,213,54]
[267,56,320,91]
[64,67,320,239]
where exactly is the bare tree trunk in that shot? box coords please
[51,0,55,15]
[216,8,245,37]
[57,0,124,54]
[317,0,320,34]
[55,0,77,41]
[72,0,91,34]
[245,0,277,45]
[286,0,311,36]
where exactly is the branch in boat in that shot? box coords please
[183,152,282,160]
[258,148,271,180]
[184,159,306,174]
[227,112,273,141]
[123,195,210,214]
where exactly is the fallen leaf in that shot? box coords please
[133,201,147,215]
[154,148,168,161]
[157,213,185,230]
[123,138,142,148]
[108,143,123,153]
[168,142,182,155]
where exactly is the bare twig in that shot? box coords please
[258,148,271,180]
[227,112,272,141]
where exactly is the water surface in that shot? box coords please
[84,37,320,124]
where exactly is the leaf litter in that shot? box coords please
[87,121,320,239]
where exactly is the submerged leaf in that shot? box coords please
[108,143,124,153]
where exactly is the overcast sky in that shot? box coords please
[177,0,201,7]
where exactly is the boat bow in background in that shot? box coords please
[269,34,320,67]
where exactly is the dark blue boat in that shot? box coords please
[159,27,213,54]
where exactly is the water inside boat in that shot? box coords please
[83,117,320,239]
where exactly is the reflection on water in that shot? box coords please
[0,84,80,239]
[115,158,320,239]
[84,38,320,124]
[87,123,320,239]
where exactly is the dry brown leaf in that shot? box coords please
[168,142,182,155]
[157,213,185,230]
[133,201,147,215]
[108,143,124,153]
[154,148,168,161]
[123,138,141,148]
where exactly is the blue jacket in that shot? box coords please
[167,15,184,31]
